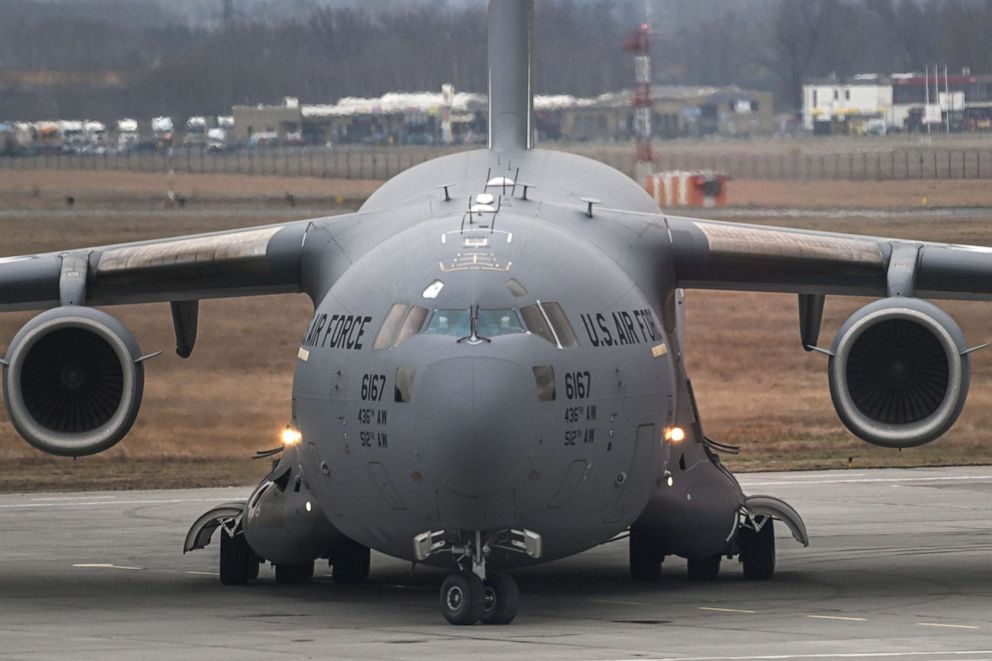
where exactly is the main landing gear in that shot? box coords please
[739,515,775,580]
[629,528,664,582]
[270,538,372,586]
[629,496,808,583]
[415,528,540,625]
[219,527,259,585]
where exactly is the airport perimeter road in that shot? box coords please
[1,466,991,660]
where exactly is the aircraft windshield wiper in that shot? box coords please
[458,305,491,345]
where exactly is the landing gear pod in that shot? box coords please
[829,298,969,448]
[2,306,145,457]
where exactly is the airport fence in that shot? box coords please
[4,143,992,181]
[0,145,470,181]
[580,146,992,181]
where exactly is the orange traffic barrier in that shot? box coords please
[645,171,727,208]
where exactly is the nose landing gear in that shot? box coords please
[415,528,539,625]
[440,572,485,625]
[479,570,520,625]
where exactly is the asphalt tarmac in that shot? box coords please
[1,466,991,660]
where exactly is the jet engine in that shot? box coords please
[828,297,969,448]
[2,306,145,457]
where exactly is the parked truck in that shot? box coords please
[117,119,140,151]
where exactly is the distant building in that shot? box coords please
[301,91,487,146]
[251,85,775,147]
[803,75,892,135]
[549,86,774,142]
[231,98,303,143]
[803,72,992,135]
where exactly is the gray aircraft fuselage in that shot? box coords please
[290,147,742,566]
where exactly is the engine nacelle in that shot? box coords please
[828,298,969,448]
[2,306,144,457]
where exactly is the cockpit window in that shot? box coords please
[520,305,554,344]
[395,306,429,346]
[424,308,525,340]
[477,309,525,337]
[542,302,579,348]
[506,279,528,298]
[425,309,471,337]
[375,304,429,349]
[520,301,579,348]
[373,304,409,349]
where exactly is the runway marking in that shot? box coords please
[589,599,647,606]
[72,563,143,571]
[31,495,118,501]
[698,607,756,614]
[0,497,231,510]
[807,614,866,622]
[780,473,867,479]
[740,475,992,488]
[917,623,981,630]
[630,651,992,661]
[184,571,217,577]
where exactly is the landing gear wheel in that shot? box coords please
[331,537,371,585]
[219,531,257,585]
[439,573,485,625]
[687,554,721,580]
[480,571,519,625]
[740,517,776,580]
[275,561,314,585]
[629,530,664,582]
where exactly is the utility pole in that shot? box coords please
[625,18,653,176]
[944,64,951,134]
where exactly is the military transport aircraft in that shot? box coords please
[2,0,991,625]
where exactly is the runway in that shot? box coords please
[1,466,991,660]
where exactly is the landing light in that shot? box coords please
[281,427,302,447]
[305,501,312,513]
[664,426,686,443]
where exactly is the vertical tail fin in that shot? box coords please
[488,0,533,151]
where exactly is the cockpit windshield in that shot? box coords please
[424,308,525,339]
[425,309,471,336]
[477,309,525,336]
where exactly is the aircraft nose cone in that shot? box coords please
[419,356,534,497]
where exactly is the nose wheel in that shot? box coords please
[416,529,535,625]
[480,571,519,624]
[439,570,519,625]
[440,573,485,625]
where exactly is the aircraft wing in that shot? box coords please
[0,213,361,312]
[665,216,992,301]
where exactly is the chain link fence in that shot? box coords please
[4,143,992,181]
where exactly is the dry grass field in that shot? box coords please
[2,170,992,490]
[0,170,380,210]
